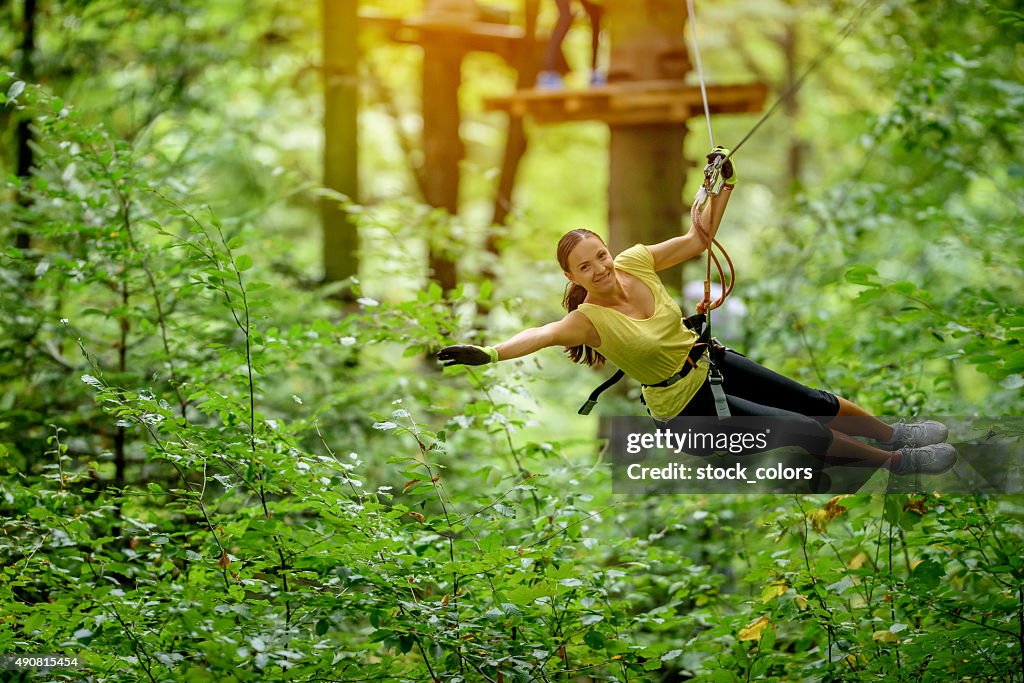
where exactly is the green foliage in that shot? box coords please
[730,0,1024,417]
[1,1,1023,682]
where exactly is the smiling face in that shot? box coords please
[565,236,616,293]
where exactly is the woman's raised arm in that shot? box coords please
[648,147,736,272]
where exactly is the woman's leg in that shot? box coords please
[676,379,953,472]
[716,350,899,441]
[717,393,899,469]
[826,431,900,469]
[702,349,953,468]
[714,350,838,416]
[829,397,894,442]
[543,0,573,73]
[579,0,603,72]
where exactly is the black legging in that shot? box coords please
[667,348,840,456]
[543,0,603,73]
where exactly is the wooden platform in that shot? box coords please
[484,80,769,126]
[360,13,549,63]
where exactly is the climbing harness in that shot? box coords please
[578,0,879,420]
[578,313,726,416]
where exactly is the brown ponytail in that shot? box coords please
[556,229,607,367]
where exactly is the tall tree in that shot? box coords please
[606,0,690,289]
[322,0,360,291]
[418,0,472,294]
[13,0,37,250]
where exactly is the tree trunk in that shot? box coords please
[322,0,360,292]
[781,18,804,195]
[421,42,462,293]
[14,0,37,251]
[608,125,686,284]
[606,0,690,291]
[485,0,539,259]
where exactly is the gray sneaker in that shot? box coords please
[892,443,957,475]
[877,420,949,450]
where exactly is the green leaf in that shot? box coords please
[583,629,605,650]
[235,254,253,272]
[890,280,918,296]
[7,81,26,101]
[909,558,944,590]
[1003,349,1024,374]
[493,503,516,519]
[315,619,330,636]
[856,288,885,303]
[883,495,903,526]
[844,265,878,286]
[825,575,855,595]
[500,603,521,617]
[478,279,493,301]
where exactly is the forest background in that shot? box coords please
[1,0,1023,681]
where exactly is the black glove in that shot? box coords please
[436,345,499,367]
[706,146,735,184]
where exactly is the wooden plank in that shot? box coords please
[483,81,768,126]
[359,13,549,62]
[360,11,522,39]
[405,18,525,40]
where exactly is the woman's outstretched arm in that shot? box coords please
[438,311,598,366]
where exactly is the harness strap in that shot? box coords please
[708,364,731,418]
[578,314,711,415]
[642,349,704,388]
[578,369,625,415]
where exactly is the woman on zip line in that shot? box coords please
[437,150,956,476]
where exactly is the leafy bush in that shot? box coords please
[2,7,1024,677]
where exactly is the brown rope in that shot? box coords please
[691,191,735,314]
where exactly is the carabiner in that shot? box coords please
[702,153,725,193]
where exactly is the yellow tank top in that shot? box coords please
[576,244,709,420]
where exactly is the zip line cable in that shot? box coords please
[685,0,724,324]
[685,0,730,320]
[684,0,881,319]
[686,0,715,150]
[727,0,881,159]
